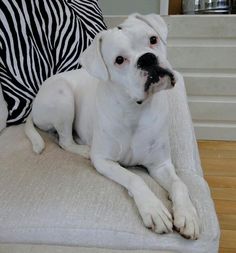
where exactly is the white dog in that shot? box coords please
[25,13,199,240]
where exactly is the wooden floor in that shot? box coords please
[198,141,236,253]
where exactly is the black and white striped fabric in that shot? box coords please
[0,0,106,125]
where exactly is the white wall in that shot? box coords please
[99,0,160,15]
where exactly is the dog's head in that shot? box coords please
[79,13,176,104]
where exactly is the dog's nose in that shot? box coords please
[137,53,158,69]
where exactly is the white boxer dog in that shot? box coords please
[25,13,199,239]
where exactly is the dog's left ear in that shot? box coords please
[79,31,109,81]
[132,13,168,45]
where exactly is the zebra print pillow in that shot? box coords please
[0,0,106,125]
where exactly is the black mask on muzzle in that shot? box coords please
[144,66,175,92]
[137,53,175,92]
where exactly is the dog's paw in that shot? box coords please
[60,142,90,159]
[173,201,200,240]
[135,194,173,234]
[33,140,45,154]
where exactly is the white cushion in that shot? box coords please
[0,125,219,252]
[0,244,174,253]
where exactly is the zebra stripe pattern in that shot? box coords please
[0,0,106,125]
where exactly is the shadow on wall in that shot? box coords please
[98,0,161,15]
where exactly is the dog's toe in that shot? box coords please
[33,141,45,154]
[173,204,200,240]
[137,197,173,234]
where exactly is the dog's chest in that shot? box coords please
[89,90,170,167]
[118,107,169,167]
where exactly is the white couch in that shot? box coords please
[0,70,220,252]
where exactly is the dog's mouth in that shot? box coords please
[144,66,176,92]
[136,66,176,105]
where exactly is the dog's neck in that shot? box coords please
[96,80,146,124]
[95,80,158,132]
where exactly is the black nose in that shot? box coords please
[137,53,158,69]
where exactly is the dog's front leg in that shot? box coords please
[92,157,173,234]
[147,160,200,239]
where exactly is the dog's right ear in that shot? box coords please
[131,13,168,45]
[79,31,109,81]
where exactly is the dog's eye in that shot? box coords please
[115,56,125,65]
[150,36,158,45]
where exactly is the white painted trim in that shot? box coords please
[160,0,169,15]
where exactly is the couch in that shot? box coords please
[0,1,220,252]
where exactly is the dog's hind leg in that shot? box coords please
[51,81,90,159]
[56,121,90,159]
[33,78,90,159]
[25,113,45,154]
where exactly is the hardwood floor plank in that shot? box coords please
[204,176,236,188]
[199,150,236,159]
[214,200,236,215]
[202,159,236,176]
[218,214,236,230]
[198,141,236,151]
[220,248,236,253]
[210,188,236,201]
[220,230,236,249]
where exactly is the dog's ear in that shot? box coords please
[79,31,109,81]
[131,13,168,45]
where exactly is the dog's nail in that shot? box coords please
[180,233,191,240]
[173,225,180,232]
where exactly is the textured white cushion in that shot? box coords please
[0,125,219,253]
[0,244,173,253]
[0,85,8,132]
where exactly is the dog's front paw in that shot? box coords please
[135,193,173,234]
[173,201,200,240]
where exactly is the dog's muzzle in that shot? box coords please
[137,53,176,92]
